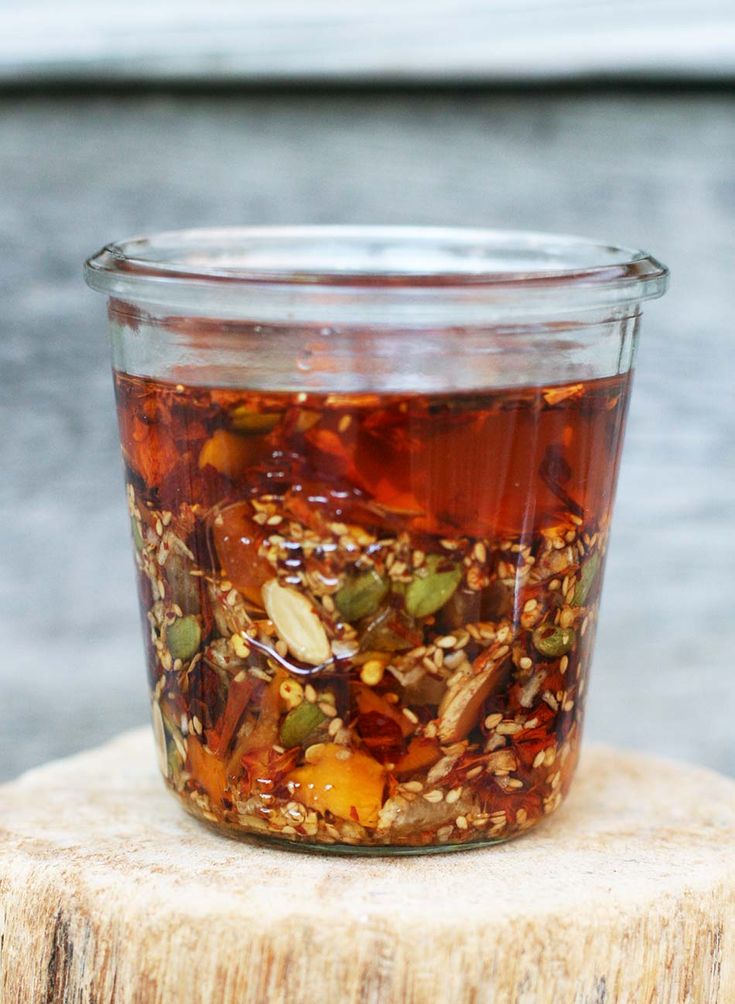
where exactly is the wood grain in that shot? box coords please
[1,729,734,1003]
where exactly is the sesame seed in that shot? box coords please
[402,707,419,725]
[403,780,423,793]
[443,650,466,670]
[423,790,444,803]
[519,656,533,670]
[285,802,306,823]
[559,608,575,629]
[304,743,326,763]
[484,713,503,730]
[455,815,468,830]
[542,691,559,711]
[445,787,462,804]
[496,721,522,735]
[304,684,317,703]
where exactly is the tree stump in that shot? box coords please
[1,729,734,1004]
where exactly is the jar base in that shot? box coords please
[182,799,531,856]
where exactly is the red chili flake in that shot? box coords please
[355,711,405,764]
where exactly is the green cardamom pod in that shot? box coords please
[335,568,389,622]
[279,701,327,748]
[573,552,601,607]
[405,554,463,619]
[532,624,575,658]
[166,615,202,662]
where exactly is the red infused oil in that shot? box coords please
[116,369,629,849]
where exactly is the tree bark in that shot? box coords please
[1,729,734,1003]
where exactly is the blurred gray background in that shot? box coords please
[1,6,734,782]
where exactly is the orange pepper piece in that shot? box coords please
[187,737,228,806]
[287,744,385,828]
[355,684,415,738]
[211,501,274,606]
[198,429,261,479]
[393,738,442,777]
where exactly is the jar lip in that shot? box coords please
[84,225,668,320]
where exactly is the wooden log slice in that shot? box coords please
[1,729,734,1003]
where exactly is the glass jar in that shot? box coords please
[85,227,668,853]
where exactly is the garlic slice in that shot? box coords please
[262,579,331,667]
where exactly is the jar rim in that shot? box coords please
[84,225,668,321]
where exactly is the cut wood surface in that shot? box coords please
[1,729,734,1003]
